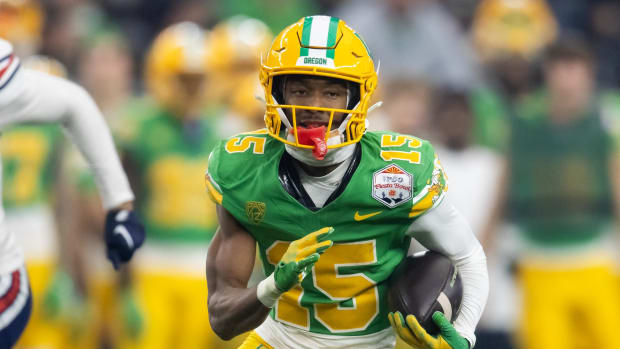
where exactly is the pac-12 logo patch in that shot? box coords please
[246,201,266,224]
[372,164,413,208]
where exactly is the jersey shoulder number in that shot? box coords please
[205,129,273,205]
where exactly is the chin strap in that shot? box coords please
[368,101,383,113]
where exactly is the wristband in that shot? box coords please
[256,273,281,308]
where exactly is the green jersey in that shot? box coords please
[122,100,220,243]
[1,125,62,209]
[206,129,447,336]
[509,91,618,246]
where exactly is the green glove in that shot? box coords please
[273,227,333,292]
[42,269,76,319]
[42,269,90,340]
[121,289,144,339]
[430,312,470,349]
[388,311,469,349]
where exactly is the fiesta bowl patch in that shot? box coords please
[372,164,413,208]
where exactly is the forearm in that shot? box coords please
[452,244,488,347]
[207,283,270,340]
[206,223,267,340]
[409,197,489,347]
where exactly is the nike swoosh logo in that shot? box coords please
[114,225,135,249]
[354,210,382,221]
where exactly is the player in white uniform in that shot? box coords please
[0,39,145,347]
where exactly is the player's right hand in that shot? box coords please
[388,311,469,349]
[104,208,145,270]
[273,227,334,292]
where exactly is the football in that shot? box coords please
[388,250,463,335]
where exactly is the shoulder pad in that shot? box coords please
[205,129,274,204]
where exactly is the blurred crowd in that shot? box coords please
[2,0,620,348]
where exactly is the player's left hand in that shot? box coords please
[121,289,144,339]
[42,269,91,339]
[104,207,145,270]
[388,311,469,349]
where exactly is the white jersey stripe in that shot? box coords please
[0,55,20,90]
[0,267,29,330]
[0,273,11,297]
[0,54,12,71]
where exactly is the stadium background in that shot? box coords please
[2,0,620,348]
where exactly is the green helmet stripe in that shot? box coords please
[354,32,373,60]
[299,16,313,57]
[325,17,340,59]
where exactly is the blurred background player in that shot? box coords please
[57,32,144,349]
[506,38,620,349]
[469,0,558,151]
[116,22,241,349]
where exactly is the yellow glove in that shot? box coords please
[257,227,333,308]
[388,311,469,349]
[274,227,333,291]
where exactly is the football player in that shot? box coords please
[121,22,238,349]
[0,38,145,348]
[56,34,144,349]
[508,38,620,349]
[205,16,489,349]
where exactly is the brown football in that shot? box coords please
[388,250,463,335]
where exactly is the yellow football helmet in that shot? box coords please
[260,15,378,151]
[0,0,43,56]
[472,0,557,61]
[208,16,272,115]
[145,22,211,117]
[210,15,273,72]
[22,55,67,78]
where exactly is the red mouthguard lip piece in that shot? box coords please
[292,126,328,160]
